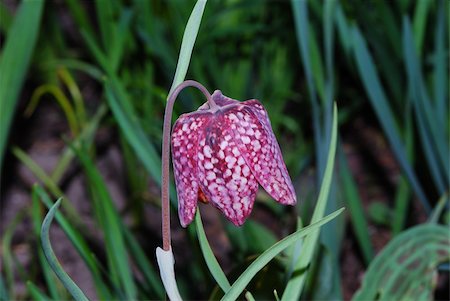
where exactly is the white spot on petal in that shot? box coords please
[242,136,250,144]
[203,145,212,158]
[242,166,250,177]
[232,147,240,156]
[206,171,216,180]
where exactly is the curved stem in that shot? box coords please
[161,80,213,250]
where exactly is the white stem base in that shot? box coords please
[156,247,183,301]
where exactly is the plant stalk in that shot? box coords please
[161,80,213,250]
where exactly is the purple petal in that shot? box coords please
[196,114,258,226]
[171,112,211,227]
[226,101,297,205]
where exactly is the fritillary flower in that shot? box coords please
[170,84,297,227]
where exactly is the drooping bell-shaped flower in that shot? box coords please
[171,90,297,227]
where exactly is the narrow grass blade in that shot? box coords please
[31,191,62,300]
[122,226,165,299]
[352,25,430,213]
[109,9,133,73]
[0,274,8,301]
[57,68,86,126]
[0,0,44,168]
[195,210,231,293]
[318,3,344,298]
[291,0,322,177]
[64,0,95,39]
[34,185,112,300]
[281,103,338,301]
[392,176,411,236]
[26,281,51,301]
[338,149,374,264]
[428,194,448,224]
[104,80,162,186]
[412,0,431,54]
[11,147,83,227]
[221,208,345,301]
[74,146,137,299]
[40,199,89,301]
[0,3,12,32]
[335,4,351,57]
[403,17,448,191]
[169,0,208,94]
[11,146,65,197]
[26,84,79,135]
[2,210,26,298]
[49,59,104,81]
[95,0,115,56]
[51,103,107,183]
[433,1,447,129]
[392,105,413,235]
[309,28,325,103]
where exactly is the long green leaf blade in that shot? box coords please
[74,146,137,299]
[169,0,207,94]
[338,149,374,264]
[34,185,112,300]
[352,25,431,213]
[40,199,89,301]
[31,190,62,300]
[281,103,338,300]
[195,210,231,293]
[0,0,44,168]
[221,208,345,301]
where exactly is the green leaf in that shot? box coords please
[31,191,62,300]
[26,281,51,301]
[281,103,339,301]
[412,0,431,55]
[104,79,162,186]
[73,146,137,299]
[40,199,90,301]
[351,25,431,213]
[353,224,450,301]
[34,185,112,300]
[195,210,231,293]
[168,0,208,94]
[0,0,44,168]
[403,16,448,193]
[221,208,345,301]
[122,226,165,299]
[338,149,374,264]
[291,0,323,177]
[433,1,448,131]
[0,274,9,301]
[2,210,26,298]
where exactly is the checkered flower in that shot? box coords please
[171,90,297,227]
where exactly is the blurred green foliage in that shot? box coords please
[0,0,448,300]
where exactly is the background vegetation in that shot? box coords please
[0,0,448,300]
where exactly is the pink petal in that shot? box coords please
[171,112,211,227]
[211,90,238,106]
[196,114,258,226]
[226,101,297,205]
